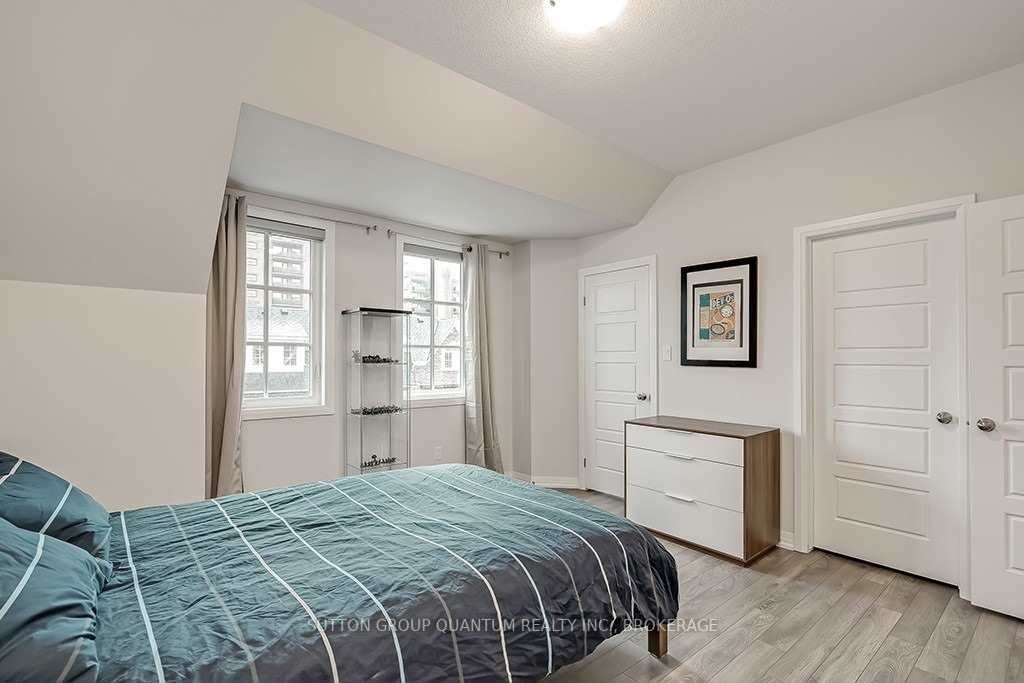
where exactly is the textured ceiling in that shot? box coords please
[308,0,1024,173]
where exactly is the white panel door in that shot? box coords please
[812,218,961,583]
[583,266,652,497]
[967,194,1024,619]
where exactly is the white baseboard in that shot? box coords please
[778,530,795,551]
[507,471,531,483]
[528,475,580,489]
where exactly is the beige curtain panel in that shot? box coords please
[464,243,504,473]
[206,194,247,498]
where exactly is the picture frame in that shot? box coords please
[681,256,758,367]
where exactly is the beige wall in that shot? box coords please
[509,244,533,478]
[241,405,469,492]
[0,281,205,510]
[528,240,581,483]
[2,0,643,505]
[6,0,1023,515]
[528,62,1024,534]
[0,0,667,296]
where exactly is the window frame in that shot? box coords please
[397,236,467,407]
[242,207,335,421]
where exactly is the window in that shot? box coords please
[243,216,326,412]
[402,243,464,399]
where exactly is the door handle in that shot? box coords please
[976,417,996,432]
[636,393,649,401]
[936,411,953,425]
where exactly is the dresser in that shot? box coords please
[624,416,780,564]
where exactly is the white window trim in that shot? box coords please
[243,205,336,421]
[396,234,467,408]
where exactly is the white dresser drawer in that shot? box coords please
[626,424,743,467]
[626,484,744,558]
[626,447,743,512]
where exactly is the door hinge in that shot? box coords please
[583,296,587,306]
[584,457,587,467]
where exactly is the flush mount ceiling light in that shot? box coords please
[545,0,627,35]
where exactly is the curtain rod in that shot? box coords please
[233,190,511,259]
[383,228,510,259]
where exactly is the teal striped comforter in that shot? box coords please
[96,464,678,682]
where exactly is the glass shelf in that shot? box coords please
[348,408,408,416]
[342,307,411,477]
[348,457,409,473]
[341,307,412,318]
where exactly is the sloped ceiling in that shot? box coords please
[312,0,1024,174]
[229,106,618,240]
[0,0,669,294]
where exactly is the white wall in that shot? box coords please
[533,62,1024,533]
[0,280,205,510]
[238,194,515,491]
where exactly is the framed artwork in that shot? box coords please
[681,256,757,367]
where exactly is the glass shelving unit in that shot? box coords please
[342,307,412,476]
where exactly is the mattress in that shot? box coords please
[95,464,678,682]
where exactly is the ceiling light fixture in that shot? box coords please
[545,0,627,35]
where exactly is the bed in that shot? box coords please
[93,464,678,682]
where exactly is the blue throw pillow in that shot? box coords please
[0,517,112,682]
[0,452,112,560]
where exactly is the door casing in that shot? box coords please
[792,195,975,597]
[578,256,659,491]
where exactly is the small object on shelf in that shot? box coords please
[354,351,402,364]
[350,405,403,415]
[361,454,398,469]
[342,307,412,476]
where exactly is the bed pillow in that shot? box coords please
[0,452,111,560]
[0,517,112,682]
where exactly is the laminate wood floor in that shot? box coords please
[553,489,1024,683]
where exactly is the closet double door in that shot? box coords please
[811,192,1024,618]
[966,194,1024,619]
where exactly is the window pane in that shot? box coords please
[269,293,311,344]
[433,347,461,390]
[243,344,265,398]
[245,289,265,342]
[246,232,265,285]
[271,273,306,289]
[434,259,461,303]
[408,347,431,391]
[406,301,431,346]
[282,345,298,367]
[269,234,311,289]
[403,254,431,300]
[267,344,311,397]
[433,304,462,346]
[270,290,305,308]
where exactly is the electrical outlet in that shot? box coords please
[434,446,443,463]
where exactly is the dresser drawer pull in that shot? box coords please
[665,492,695,503]
[663,452,694,461]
